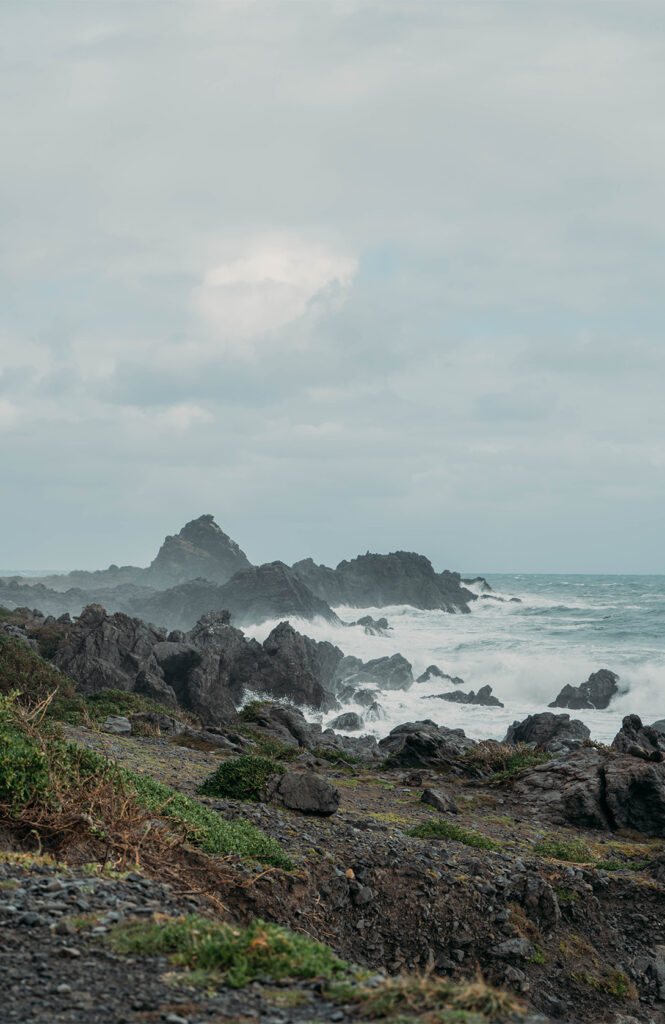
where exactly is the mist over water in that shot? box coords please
[244,575,665,745]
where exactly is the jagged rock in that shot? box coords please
[262,771,340,816]
[549,669,619,710]
[612,715,665,761]
[652,720,665,736]
[365,701,385,722]
[416,665,465,686]
[102,715,131,735]
[146,514,251,586]
[328,712,364,731]
[334,653,413,692]
[491,938,535,960]
[513,746,665,836]
[378,720,475,768]
[425,684,503,708]
[214,562,340,627]
[421,787,458,813]
[353,688,380,707]
[504,712,590,754]
[232,621,341,710]
[353,615,390,635]
[462,576,493,592]
[291,552,476,612]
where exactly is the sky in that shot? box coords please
[2,1,665,574]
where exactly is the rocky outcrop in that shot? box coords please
[146,514,251,587]
[425,685,503,708]
[236,702,381,761]
[512,746,665,836]
[378,720,475,768]
[333,653,413,692]
[504,713,590,754]
[212,562,340,627]
[232,621,342,710]
[291,552,476,612]
[612,714,665,761]
[416,665,465,686]
[548,669,619,710]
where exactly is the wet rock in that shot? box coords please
[504,712,590,754]
[549,668,619,710]
[416,665,465,686]
[328,712,364,732]
[353,616,390,636]
[263,771,340,816]
[426,684,503,708]
[334,653,413,692]
[365,701,385,722]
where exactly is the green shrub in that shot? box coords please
[0,694,50,807]
[198,755,283,801]
[0,635,74,703]
[236,725,300,762]
[407,820,499,851]
[110,914,347,987]
[533,838,592,862]
[238,700,273,722]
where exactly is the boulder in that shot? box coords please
[328,712,364,731]
[612,715,665,761]
[416,665,465,686]
[549,668,619,710]
[421,787,458,813]
[378,720,475,768]
[102,715,131,735]
[365,701,385,722]
[354,688,380,707]
[504,712,590,754]
[512,747,665,837]
[263,771,340,816]
[130,711,185,736]
[425,684,503,708]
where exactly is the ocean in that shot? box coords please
[243,574,665,745]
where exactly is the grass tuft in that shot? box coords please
[533,838,593,862]
[407,820,499,851]
[110,914,347,988]
[198,755,283,801]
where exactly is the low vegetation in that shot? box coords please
[327,973,524,1021]
[463,741,552,782]
[407,820,499,851]
[532,838,593,862]
[110,914,347,988]
[198,755,284,801]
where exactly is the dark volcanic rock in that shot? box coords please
[504,712,590,754]
[263,771,340,816]
[214,562,340,627]
[378,720,475,768]
[328,712,364,731]
[416,665,465,686]
[54,605,239,724]
[353,615,390,635]
[292,552,476,612]
[146,514,251,586]
[333,653,413,691]
[421,787,458,813]
[548,668,619,710]
[513,746,665,836]
[231,621,342,710]
[426,684,503,708]
[612,714,665,760]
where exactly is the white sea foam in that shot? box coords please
[243,576,665,745]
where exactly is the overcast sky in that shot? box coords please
[2,2,665,574]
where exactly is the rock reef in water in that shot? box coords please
[291,551,477,612]
[549,668,619,710]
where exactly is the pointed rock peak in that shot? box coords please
[148,514,252,587]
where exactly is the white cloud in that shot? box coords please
[194,236,357,356]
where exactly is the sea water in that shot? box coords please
[243,575,665,744]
